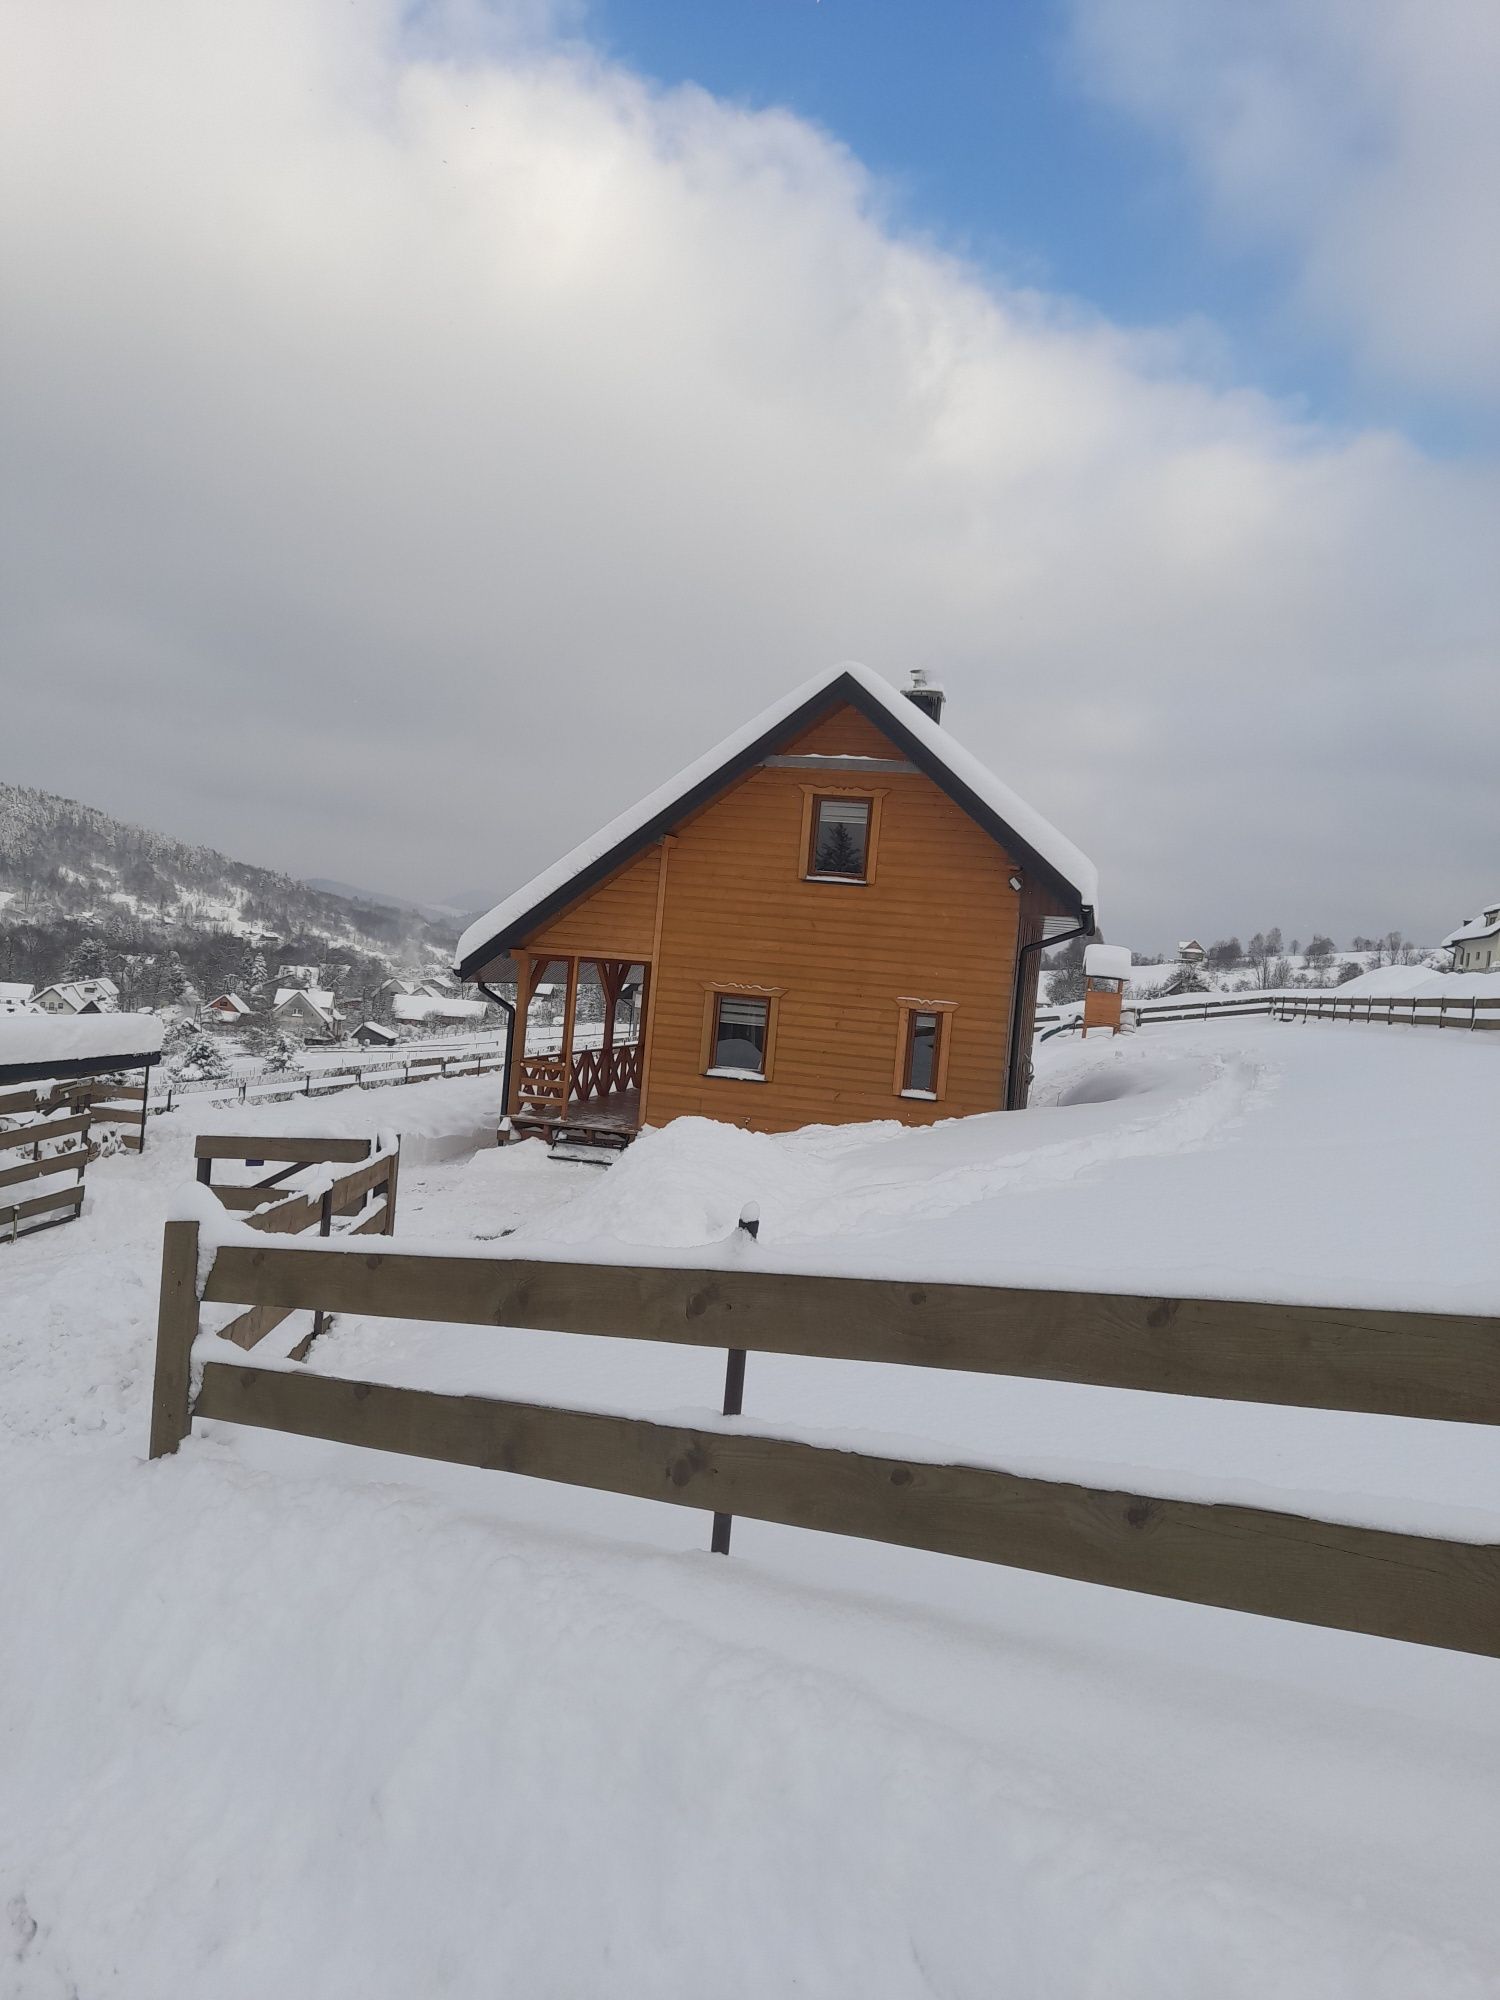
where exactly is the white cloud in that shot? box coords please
[1068,0,1500,401]
[0,0,1496,946]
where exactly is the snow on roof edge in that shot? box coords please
[0,1012,164,1067]
[457,663,1098,969]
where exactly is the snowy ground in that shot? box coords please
[3,1022,1499,1996]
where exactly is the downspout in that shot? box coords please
[1005,907,1094,1111]
[475,976,517,1128]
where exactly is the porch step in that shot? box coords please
[547,1137,623,1168]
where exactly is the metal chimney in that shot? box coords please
[903,667,945,726]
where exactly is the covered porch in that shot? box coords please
[505,955,649,1146]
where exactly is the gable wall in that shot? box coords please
[642,702,1020,1132]
[523,844,662,964]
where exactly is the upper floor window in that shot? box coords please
[807,796,872,880]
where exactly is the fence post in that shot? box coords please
[710,1348,748,1556]
[383,1147,400,1234]
[149,1218,201,1458]
[309,1188,334,1343]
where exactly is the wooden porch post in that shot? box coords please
[636,835,674,1128]
[505,952,532,1122]
[598,961,627,1062]
[559,957,579,1113]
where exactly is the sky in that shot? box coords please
[1,0,1496,948]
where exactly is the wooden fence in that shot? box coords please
[1038,988,1500,1034]
[0,1083,92,1242]
[154,1046,505,1117]
[75,1075,150,1150]
[193,1132,400,1359]
[149,1239,1500,1658]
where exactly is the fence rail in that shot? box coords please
[1038,988,1500,1034]
[155,1046,505,1116]
[188,1133,400,1367]
[0,1088,92,1243]
[150,1233,1500,1658]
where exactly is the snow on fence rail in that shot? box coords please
[193,1132,400,1358]
[156,1046,506,1115]
[150,1236,1500,1659]
[1036,989,1500,1034]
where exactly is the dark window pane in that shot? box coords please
[907,1012,939,1092]
[713,994,769,1073]
[811,798,870,877]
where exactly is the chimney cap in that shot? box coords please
[903,667,946,725]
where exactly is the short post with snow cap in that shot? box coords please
[149,1215,202,1458]
[711,1203,759,1555]
[1081,943,1132,1038]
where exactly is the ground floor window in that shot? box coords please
[701,987,781,1081]
[894,997,956,1101]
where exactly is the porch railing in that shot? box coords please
[514,1039,641,1119]
[571,1041,642,1102]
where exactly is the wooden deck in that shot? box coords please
[510,1088,641,1147]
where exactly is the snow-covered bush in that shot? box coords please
[167,1030,230,1083]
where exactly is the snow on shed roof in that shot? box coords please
[457,663,1097,974]
[0,1011,164,1082]
[1084,943,1133,982]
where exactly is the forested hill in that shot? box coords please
[0,782,464,1007]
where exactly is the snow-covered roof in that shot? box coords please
[392,994,489,1023]
[354,1019,399,1040]
[274,987,336,1012]
[0,1011,164,1080]
[0,981,33,1003]
[1084,943,1133,982]
[1335,966,1499,999]
[32,978,120,1011]
[1176,940,1205,955]
[209,992,250,1013]
[457,663,1097,974]
[1443,908,1500,946]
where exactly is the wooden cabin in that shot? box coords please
[457,664,1097,1143]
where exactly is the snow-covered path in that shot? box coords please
[2,1026,1499,1996]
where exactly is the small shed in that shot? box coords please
[1082,943,1132,1037]
[0,1013,165,1235]
[352,1020,399,1047]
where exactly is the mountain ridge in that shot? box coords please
[0,780,462,1007]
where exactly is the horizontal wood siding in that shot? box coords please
[781,706,908,759]
[523,846,661,964]
[646,702,1018,1132]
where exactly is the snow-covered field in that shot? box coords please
[3,1022,1499,1996]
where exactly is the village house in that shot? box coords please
[0,982,35,1015]
[1176,939,1207,965]
[456,663,1097,1142]
[391,993,490,1029]
[1445,901,1500,972]
[271,987,341,1037]
[30,978,120,1015]
[204,992,251,1026]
